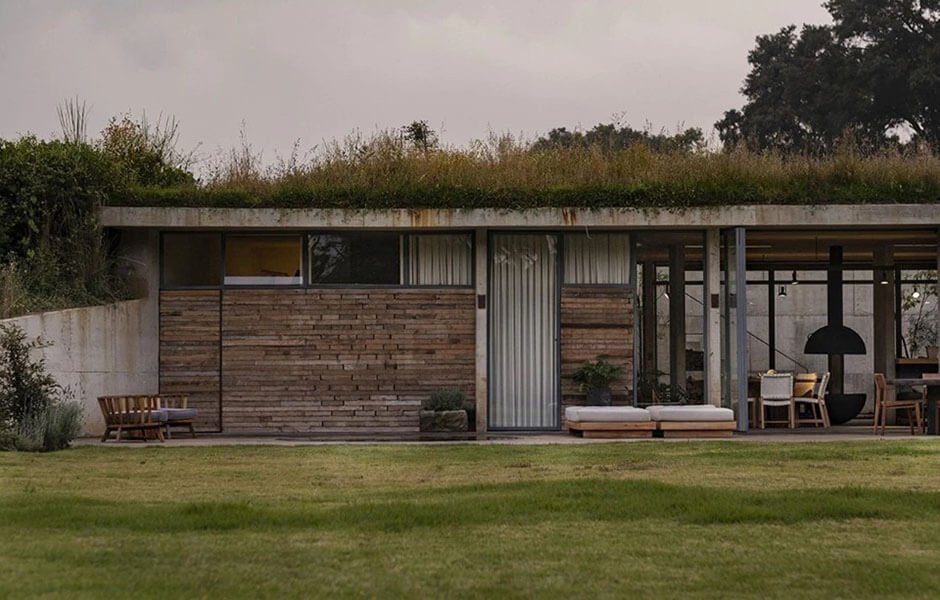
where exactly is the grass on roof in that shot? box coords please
[113,135,940,209]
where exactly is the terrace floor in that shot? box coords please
[75,424,937,447]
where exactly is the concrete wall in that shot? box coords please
[0,299,157,435]
[0,228,161,436]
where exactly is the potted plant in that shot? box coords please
[572,356,624,406]
[420,389,471,432]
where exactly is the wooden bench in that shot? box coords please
[98,395,166,442]
[156,394,197,439]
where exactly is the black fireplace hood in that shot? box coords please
[802,245,868,357]
[804,325,866,355]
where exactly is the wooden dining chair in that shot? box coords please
[794,372,831,427]
[923,373,940,432]
[759,373,795,429]
[873,373,924,435]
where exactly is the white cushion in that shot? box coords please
[646,405,734,422]
[565,406,651,423]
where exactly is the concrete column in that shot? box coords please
[872,245,895,386]
[669,244,686,395]
[704,229,721,406]
[474,228,488,433]
[641,261,657,391]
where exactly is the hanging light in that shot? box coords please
[791,270,799,285]
[778,285,787,298]
[879,270,889,285]
[912,288,921,299]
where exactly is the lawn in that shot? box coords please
[1,441,939,599]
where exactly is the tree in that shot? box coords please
[532,122,704,153]
[401,120,438,152]
[717,0,940,153]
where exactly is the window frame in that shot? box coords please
[222,233,306,289]
[159,231,224,290]
[305,230,475,289]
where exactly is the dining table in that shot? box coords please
[888,377,940,435]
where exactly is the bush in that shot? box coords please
[14,399,83,452]
[0,423,15,450]
[0,323,81,452]
[423,389,470,412]
[0,324,58,424]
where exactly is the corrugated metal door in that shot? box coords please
[489,234,559,429]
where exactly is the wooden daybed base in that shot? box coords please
[656,421,736,438]
[567,421,656,438]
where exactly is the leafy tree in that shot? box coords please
[717,0,940,153]
[401,120,438,152]
[532,122,704,153]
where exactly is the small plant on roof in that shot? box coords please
[572,356,624,406]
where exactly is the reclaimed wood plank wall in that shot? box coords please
[220,289,475,433]
[560,286,635,424]
[159,290,222,430]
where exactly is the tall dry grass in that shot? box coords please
[124,130,940,209]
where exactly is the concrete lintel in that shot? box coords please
[100,204,940,231]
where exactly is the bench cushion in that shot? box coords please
[163,408,198,421]
[113,409,169,424]
[646,405,734,422]
[565,406,651,423]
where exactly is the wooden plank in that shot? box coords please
[581,429,654,438]
[657,421,736,431]
[660,430,734,438]
[567,421,655,431]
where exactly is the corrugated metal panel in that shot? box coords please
[489,234,558,428]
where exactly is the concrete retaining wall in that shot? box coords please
[0,299,158,435]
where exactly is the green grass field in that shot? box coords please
[2,441,939,599]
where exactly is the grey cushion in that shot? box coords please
[163,408,198,421]
[115,409,168,424]
[646,405,734,422]
[565,406,651,423]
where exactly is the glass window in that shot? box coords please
[900,269,937,358]
[404,234,472,285]
[308,232,400,285]
[162,233,222,287]
[224,235,302,285]
[564,233,630,284]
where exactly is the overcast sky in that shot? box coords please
[0,1,831,161]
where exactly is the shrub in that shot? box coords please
[0,323,81,452]
[423,389,469,412]
[0,324,58,424]
[0,423,15,450]
[14,399,83,452]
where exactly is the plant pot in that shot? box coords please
[826,393,866,425]
[419,410,468,432]
[586,387,612,407]
[927,346,939,360]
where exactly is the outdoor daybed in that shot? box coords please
[565,406,656,438]
[565,405,735,438]
[646,405,736,438]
